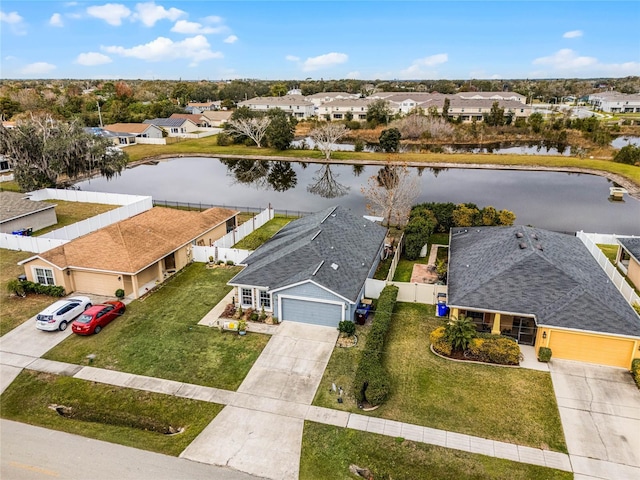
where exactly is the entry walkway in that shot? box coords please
[1,347,573,477]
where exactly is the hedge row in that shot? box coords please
[7,279,65,298]
[353,285,398,406]
[632,359,640,389]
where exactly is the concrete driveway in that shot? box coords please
[181,321,338,480]
[550,360,640,480]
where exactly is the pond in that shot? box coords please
[611,136,640,149]
[293,137,570,156]
[76,157,640,235]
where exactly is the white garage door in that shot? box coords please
[281,297,343,328]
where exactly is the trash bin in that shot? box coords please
[436,302,449,317]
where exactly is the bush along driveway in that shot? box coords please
[314,302,567,453]
[44,263,270,390]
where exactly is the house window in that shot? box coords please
[241,288,253,306]
[333,114,343,119]
[171,128,178,133]
[259,290,271,309]
[34,267,55,286]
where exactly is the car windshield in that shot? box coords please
[76,314,93,324]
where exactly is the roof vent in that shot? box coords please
[531,233,539,240]
[331,263,339,270]
[519,242,527,249]
[515,232,524,238]
[535,244,543,251]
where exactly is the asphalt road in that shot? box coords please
[0,420,263,480]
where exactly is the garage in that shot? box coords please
[280,297,343,328]
[547,329,636,369]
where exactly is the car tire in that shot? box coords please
[94,325,102,334]
[85,303,92,310]
[59,321,68,331]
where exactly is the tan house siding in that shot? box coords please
[195,223,228,247]
[539,328,637,369]
[24,259,67,290]
[627,258,640,291]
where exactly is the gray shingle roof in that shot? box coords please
[448,226,640,337]
[143,118,192,127]
[0,191,56,223]
[618,237,640,263]
[229,206,387,302]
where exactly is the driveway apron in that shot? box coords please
[180,322,338,480]
[550,359,640,480]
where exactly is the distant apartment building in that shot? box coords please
[588,92,640,113]
[316,98,373,120]
[237,95,315,118]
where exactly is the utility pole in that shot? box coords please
[97,101,104,128]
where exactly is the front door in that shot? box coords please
[164,253,176,270]
[512,317,537,346]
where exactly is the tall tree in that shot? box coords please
[379,128,402,152]
[362,163,420,227]
[484,101,505,126]
[226,117,271,148]
[265,108,296,150]
[366,99,392,126]
[0,114,128,191]
[309,123,348,160]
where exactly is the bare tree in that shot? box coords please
[307,164,349,198]
[309,123,348,160]
[226,117,271,148]
[362,163,421,227]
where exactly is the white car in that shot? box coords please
[36,296,92,331]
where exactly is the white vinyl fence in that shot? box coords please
[0,189,153,253]
[213,207,275,248]
[365,278,448,305]
[577,231,640,305]
[191,246,252,265]
[0,173,14,182]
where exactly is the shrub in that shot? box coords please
[632,359,640,388]
[353,285,398,405]
[482,337,520,365]
[429,326,452,356]
[6,278,26,297]
[115,288,125,299]
[538,347,552,363]
[249,312,259,322]
[354,139,364,152]
[613,144,640,165]
[226,260,235,266]
[338,320,356,336]
[19,281,65,297]
[216,132,232,146]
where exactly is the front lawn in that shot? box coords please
[233,215,292,250]
[314,303,566,452]
[1,370,222,456]
[45,263,269,389]
[0,249,54,336]
[300,422,571,480]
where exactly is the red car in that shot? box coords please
[71,301,125,335]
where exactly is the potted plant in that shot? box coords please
[238,320,247,336]
[115,288,125,300]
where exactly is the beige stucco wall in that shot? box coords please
[23,258,69,291]
[194,223,229,247]
[627,258,640,292]
[1,208,58,234]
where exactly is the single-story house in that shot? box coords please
[84,127,134,146]
[228,205,387,327]
[104,123,164,141]
[0,191,57,234]
[143,118,199,136]
[447,226,640,369]
[20,207,238,299]
[617,237,640,291]
[202,110,233,127]
[187,101,221,111]
[169,113,210,128]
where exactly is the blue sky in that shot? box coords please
[1,1,639,80]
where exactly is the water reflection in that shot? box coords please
[307,164,350,198]
[221,159,298,192]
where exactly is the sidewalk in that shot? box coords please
[1,351,573,474]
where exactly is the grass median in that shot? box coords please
[1,370,222,456]
[44,263,269,390]
[314,302,566,452]
[300,422,571,480]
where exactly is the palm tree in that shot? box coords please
[445,315,476,351]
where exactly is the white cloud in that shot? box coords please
[102,35,222,65]
[87,3,131,26]
[76,52,112,66]
[49,13,63,27]
[563,30,583,39]
[399,53,448,78]
[531,49,640,77]
[302,52,348,72]
[224,35,238,44]
[5,55,17,61]
[20,62,56,75]
[171,20,218,34]
[285,55,300,62]
[346,71,361,79]
[134,2,185,27]
[1,10,26,34]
